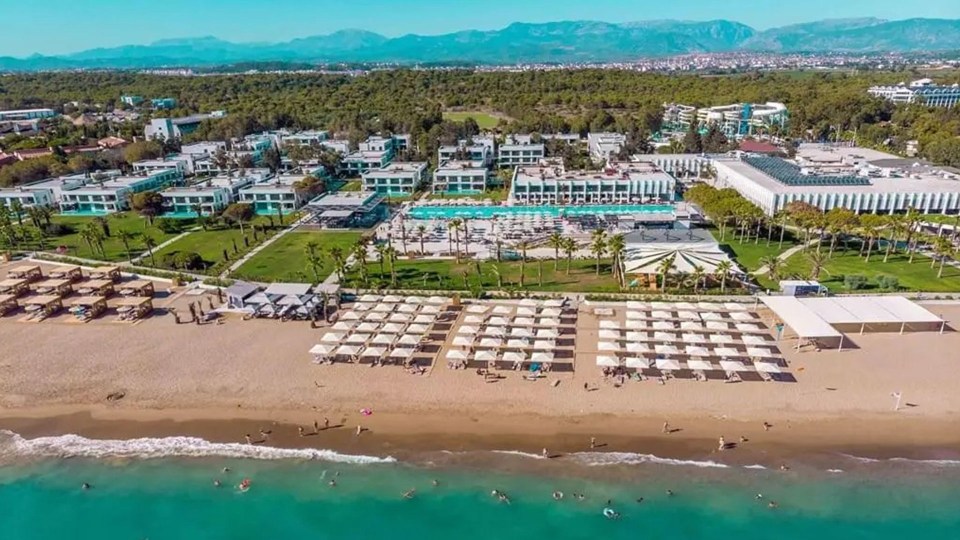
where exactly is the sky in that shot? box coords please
[1,0,958,57]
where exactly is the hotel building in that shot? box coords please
[497,143,545,168]
[509,162,676,205]
[868,79,960,108]
[59,169,182,214]
[432,161,490,194]
[361,162,428,196]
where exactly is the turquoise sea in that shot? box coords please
[1,431,959,539]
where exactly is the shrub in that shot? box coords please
[42,223,74,236]
[876,275,900,290]
[161,250,204,271]
[155,218,181,234]
[843,274,868,290]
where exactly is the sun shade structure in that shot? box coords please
[625,356,651,369]
[720,359,749,372]
[597,355,620,367]
[687,359,714,371]
[309,344,336,356]
[655,358,682,371]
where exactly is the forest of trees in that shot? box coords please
[1,68,959,170]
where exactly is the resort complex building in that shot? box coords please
[361,162,429,196]
[438,139,494,168]
[281,130,330,147]
[497,143,545,168]
[587,132,627,162]
[509,161,676,204]
[59,170,182,214]
[239,175,313,215]
[663,102,789,138]
[144,116,210,141]
[0,186,56,210]
[0,108,56,121]
[305,192,387,229]
[432,161,490,194]
[342,135,401,175]
[161,174,259,216]
[868,79,960,108]
[712,144,960,216]
[132,158,188,177]
[150,98,178,110]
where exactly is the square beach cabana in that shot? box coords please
[77,279,115,297]
[0,294,18,316]
[115,296,154,321]
[90,265,121,282]
[7,265,43,283]
[49,265,83,282]
[22,295,62,318]
[69,296,108,320]
[31,278,73,297]
[0,278,30,297]
[119,280,155,297]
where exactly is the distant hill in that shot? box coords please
[1,18,958,71]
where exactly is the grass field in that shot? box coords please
[706,225,802,272]
[765,247,960,292]
[149,216,282,274]
[233,231,363,283]
[442,111,504,130]
[338,180,363,192]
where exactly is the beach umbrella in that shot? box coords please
[655,358,682,371]
[361,346,387,358]
[513,317,535,327]
[714,346,741,358]
[457,325,480,335]
[700,312,722,321]
[731,312,756,322]
[654,344,680,356]
[536,328,559,339]
[388,313,413,323]
[309,344,336,356]
[373,303,394,313]
[478,337,502,348]
[709,334,734,344]
[413,315,435,324]
[445,350,467,361]
[483,326,506,337]
[540,308,562,318]
[404,296,424,304]
[359,294,381,303]
[724,302,747,311]
[516,306,537,317]
[625,310,644,320]
[466,305,489,314]
[682,332,706,343]
[452,336,473,348]
[674,302,697,310]
[651,310,673,320]
[652,321,675,330]
[685,346,711,357]
[390,348,415,359]
[538,318,560,327]
[754,361,782,374]
[382,295,403,304]
[420,305,441,315]
[380,323,405,334]
[463,315,485,325]
[342,311,361,320]
[679,321,703,330]
[492,305,513,315]
[356,322,380,332]
[510,327,533,338]
[488,316,510,326]
[650,302,671,310]
[625,356,650,369]
[426,296,447,305]
[397,303,419,314]
[626,331,648,342]
[397,334,421,346]
[352,302,373,311]
[687,359,714,371]
[742,335,766,345]
[320,332,345,343]
[598,329,621,340]
[736,323,763,333]
[335,345,360,357]
[519,299,538,307]
[599,320,622,330]
[626,301,648,310]
[331,321,355,331]
[626,342,650,354]
[677,311,700,320]
[365,312,387,322]
[533,340,555,350]
[747,347,779,358]
[406,323,430,334]
[596,355,620,367]
[544,299,565,308]
[654,331,677,342]
[720,359,749,372]
[474,350,497,362]
[706,321,729,331]
[597,341,620,352]
[531,352,554,363]
[371,334,396,346]
[502,351,526,363]
[346,333,371,344]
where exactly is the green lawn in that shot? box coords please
[339,180,363,192]
[1,213,193,262]
[442,111,504,130]
[706,225,802,272]
[768,247,960,293]
[919,214,960,226]
[233,231,363,283]
[150,216,283,274]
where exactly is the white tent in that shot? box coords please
[397,334,422,346]
[420,305,441,315]
[544,299,565,308]
[364,312,387,321]
[709,334,734,344]
[506,338,529,349]
[510,327,533,338]
[720,359,749,372]
[372,303,394,313]
[426,296,447,305]
[598,341,620,352]
[388,313,413,323]
[654,331,678,342]
[655,344,680,355]
[747,346,779,358]
[488,316,510,326]
[413,315,435,324]
[655,358,682,371]
[626,342,651,354]
[390,348,415,359]
[336,345,360,356]
[516,306,537,317]
[597,355,620,367]
[406,323,430,334]
[466,305,489,314]
[397,303,419,314]
[492,306,513,316]
[537,318,560,327]
[536,328,559,339]
[502,351,527,363]
[682,332,706,343]
[345,333,370,344]
[754,361,782,374]
[533,340,555,350]
[599,320,622,330]
[309,344,336,356]
[598,329,621,340]
[714,346,741,358]
[359,294,381,303]
[474,350,497,362]
[626,331,649,342]
[463,315,485,325]
[625,356,650,369]
[446,350,467,361]
[457,325,479,335]
[452,335,473,348]
[652,310,673,320]
[356,322,380,332]
[685,345,711,357]
[513,317,536,327]
[382,295,403,303]
[332,321,355,331]
[404,296,424,304]
[531,351,555,363]
[736,323,763,333]
[321,332,345,343]
[626,310,645,320]
[478,337,503,348]
[687,359,714,371]
[362,346,387,358]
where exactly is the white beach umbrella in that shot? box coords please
[626,310,644,320]
[599,320,622,330]
[533,340,556,350]
[531,351,554,363]
[398,334,422,346]
[516,306,537,317]
[466,305,489,314]
[536,328,559,339]
[488,316,510,326]
[346,333,371,344]
[513,317,535,327]
[483,326,506,337]
[413,315,435,324]
[652,321,675,330]
[655,358,682,371]
[596,355,620,367]
[700,312,722,321]
[736,323,763,333]
[724,302,747,311]
[519,299,539,307]
[364,312,387,321]
[654,331,677,342]
[382,295,403,304]
[654,344,680,356]
[540,307,562,318]
[463,315,485,325]
[714,346,741,358]
[336,345,360,357]
[626,342,651,354]
[598,329,621,340]
[446,349,467,361]
[510,327,533,338]
[372,303,394,313]
[650,302,671,310]
[706,320,729,331]
[426,296,447,305]
[709,334,734,344]
[420,305,441,315]
[543,299,565,308]
[406,323,430,334]
[626,331,649,343]
[731,312,756,322]
[696,301,718,310]
[492,305,513,315]
[404,296,424,304]
[309,344,336,356]
[457,325,479,335]
[626,301,647,310]
[747,347,779,358]
[506,338,529,349]
[320,332,345,343]
[361,346,387,358]
[598,341,620,352]
[720,359,749,372]
[397,303,419,314]
[674,302,697,310]
[356,322,380,332]
[352,302,373,312]
[342,311,361,320]
[687,359,714,371]
[680,321,703,330]
[651,310,673,320]
[677,311,700,320]
[388,313,413,323]
[625,356,651,369]
[390,348,415,359]
[359,294,381,303]
[331,321,355,331]
[682,332,706,343]
[742,335,766,345]
[754,361,782,374]
[478,337,502,348]
[380,323,405,334]
[502,351,527,363]
[685,345,711,357]
[452,335,473,348]
[537,318,560,327]
[474,350,497,362]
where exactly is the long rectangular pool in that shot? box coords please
[408,204,675,220]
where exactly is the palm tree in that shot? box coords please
[656,255,675,292]
[760,255,783,283]
[690,265,707,294]
[934,236,953,278]
[385,245,398,287]
[883,216,904,263]
[192,203,204,221]
[328,246,346,281]
[9,200,24,227]
[547,231,564,271]
[416,225,427,256]
[448,218,463,263]
[903,208,922,263]
[490,264,503,288]
[807,250,827,280]
[608,234,626,286]
[304,240,323,283]
[590,228,607,276]
[117,229,138,262]
[143,236,158,267]
[495,238,503,263]
[561,237,577,275]
[537,258,544,287]
[461,218,470,260]
[352,242,369,287]
[516,241,530,288]
[375,243,389,276]
[714,260,733,293]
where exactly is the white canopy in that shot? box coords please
[709,334,734,344]
[537,318,560,327]
[625,356,650,369]
[492,306,513,315]
[404,296,424,304]
[361,346,386,358]
[413,315,435,324]
[342,311,362,320]
[747,346,779,358]
[599,320,622,330]
[457,325,479,335]
[706,320,729,331]
[406,323,430,334]
[742,334,767,345]
[488,316,510,326]
[364,312,387,321]
[452,335,473,347]
[759,296,843,339]
[626,342,650,354]
[687,359,714,371]
[463,315,485,325]
[730,311,755,321]
[531,352,555,363]
[513,317,536,327]
[506,338,529,349]
[474,350,497,362]
[446,349,467,361]
[466,305,489,314]
[720,359,749,372]
[420,305,441,315]
[478,337,502,348]
[543,299,565,308]
[510,327,533,338]
[681,332,705,343]
[598,341,620,352]
[754,361,782,374]
[626,301,648,310]
[654,332,678,342]
[655,344,680,355]
[372,303,394,313]
[426,296,447,305]
[398,334,422,346]
[536,328,559,339]
[502,351,527,363]
[320,332,345,343]
[540,308,563,318]
[724,302,747,311]
[800,296,943,325]
[676,311,700,320]
[382,295,403,303]
[331,321,355,331]
[358,294,380,303]
[516,306,537,317]
[372,334,395,345]
[700,312,722,321]
[356,322,380,332]
[655,358,682,370]
[519,299,539,307]
[388,313,413,323]
[626,310,644,320]
[685,345,711,357]
[397,303,419,314]
[380,323,405,334]
[674,302,697,310]
[652,311,672,320]
[390,348,415,359]
[598,329,622,340]
[345,333,370,344]
[714,346,741,358]
[309,344,336,356]
[597,355,620,367]
[626,331,648,342]
[533,340,555,350]
[336,345,360,356]
[483,326,506,337]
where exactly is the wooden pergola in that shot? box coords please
[115,296,154,320]
[0,294,18,316]
[119,280,155,297]
[22,295,63,317]
[31,278,74,297]
[77,279,115,297]
[49,265,83,283]
[7,265,43,283]
[91,266,121,283]
[69,296,108,320]
[0,278,29,297]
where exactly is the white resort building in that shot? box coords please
[509,162,676,205]
[432,161,490,194]
[868,79,960,108]
[361,162,428,196]
[497,143,545,168]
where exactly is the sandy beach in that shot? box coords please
[2,261,960,464]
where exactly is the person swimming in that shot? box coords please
[329,480,337,487]
[213,479,222,488]
[602,507,620,520]
[552,491,564,501]
[81,482,91,490]
[238,479,251,492]
[402,488,416,500]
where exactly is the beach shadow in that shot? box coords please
[905,402,919,408]
[547,453,563,459]
[591,443,609,449]
[667,428,683,434]
[322,424,345,431]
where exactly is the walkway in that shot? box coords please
[219,213,312,278]
[753,238,821,276]
[130,230,195,265]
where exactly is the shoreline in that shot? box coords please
[3,405,960,468]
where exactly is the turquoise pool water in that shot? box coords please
[59,210,111,217]
[409,204,675,219]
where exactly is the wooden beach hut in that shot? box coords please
[0,294,18,316]
[31,278,73,297]
[7,265,42,283]
[0,278,29,297]
[114,296,154,321]
[119,280,155,297]
[69,296,108,321]
[90,265,121,283]
[77,279,115,297]
[49,265,83,282]
[22,295,62,318]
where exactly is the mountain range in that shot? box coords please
[2,18,959,71]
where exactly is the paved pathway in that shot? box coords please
[220,214,312,278]
[753,238,820,276]
[129,230,195,265]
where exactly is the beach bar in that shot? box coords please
[0,294,18,316]
[90,266,121,282]
[31,278,74,297]
[69,296,108,321]
[114,296,154,321]
[22,295,63,318]
[0,278,29,297]
[77,279,115,297]
[119,280,155,297]
[49,265,83,282]
[7,265,42,283]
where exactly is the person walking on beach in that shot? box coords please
[718,436,726,451]
[324,417,330,430]
[298,426,305,437]
[542,448,549,458]
[662,421,670,434]
[763,422,772,431]
[356,425,363,436]
[590,437,596,449]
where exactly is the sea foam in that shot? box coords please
[840,453,960,467]
[0,430,395,464]
[569,451,729,469]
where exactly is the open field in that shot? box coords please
[233,231,363,283]
[149,216,282,274]
[706,225,801,272]
[442,111,506,129]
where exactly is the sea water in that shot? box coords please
[1,431,959,539]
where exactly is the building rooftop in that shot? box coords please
[364,162,427,176]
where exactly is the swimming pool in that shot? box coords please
[408,204,675,220]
